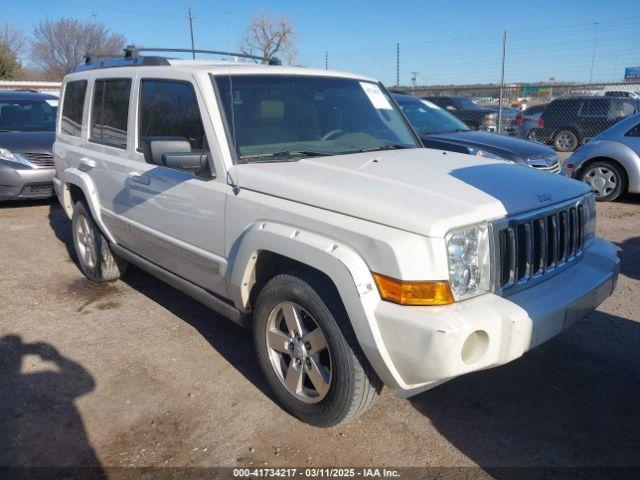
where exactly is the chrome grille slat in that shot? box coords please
[494,197,586,296]
[21,152,54,167]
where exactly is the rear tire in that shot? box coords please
[253,271,381,427]
[71,201,128,282]
[553,129,579,152]
[580,161,626,202]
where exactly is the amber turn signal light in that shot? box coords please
[372,273,454,306]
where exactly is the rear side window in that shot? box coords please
[61,80,87,136]
[580,99,609,117]
[138,79,206,150]
[90,78,131,148]
[625,123,640,137]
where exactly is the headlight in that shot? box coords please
[483,113,497,126]
[445,222,492,300]
[0,148,28,165]
[583,192,596,247]
[468,147,504,160]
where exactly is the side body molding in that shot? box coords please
[226,221,406,390]
[57,168,116,244]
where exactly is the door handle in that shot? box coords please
[128,173,150,185]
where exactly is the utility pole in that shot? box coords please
[396,43,400,87]
[188,6,196,60]
[589,21,599,85]
[497,30,507,134]
[325,51,328,70]
[411,71,418,95]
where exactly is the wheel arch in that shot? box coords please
[226,221,405,390]
[57,168,116,243]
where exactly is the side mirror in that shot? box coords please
[142,136,214,178]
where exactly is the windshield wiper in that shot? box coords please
[357,144,414,153]
[240,149,335,162]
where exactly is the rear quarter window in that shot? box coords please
[61,80,87,136]
[90,78,132,149]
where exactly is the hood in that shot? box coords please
[421,131,554,163]
[234,148,589,238]
[0,131,55,154]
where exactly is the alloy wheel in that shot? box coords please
[74,213,98,268]
[265,301,332,404]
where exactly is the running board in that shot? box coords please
[111,243,249,328]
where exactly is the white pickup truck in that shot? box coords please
[53,52,619,427]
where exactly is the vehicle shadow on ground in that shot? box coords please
[615,236,640,281]
[0,335,104,478]
[409,310,640,476]
[46,203,273,402]
[0,198,53,210]
[121,267,273,399]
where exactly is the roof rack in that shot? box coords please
[69,45,281,73]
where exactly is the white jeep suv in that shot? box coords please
[53,50,619,427]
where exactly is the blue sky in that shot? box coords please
[8,0,640,86]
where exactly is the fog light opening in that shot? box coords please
[461,330,489,365]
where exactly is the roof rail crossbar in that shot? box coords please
[124,46,282,65]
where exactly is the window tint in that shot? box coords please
[580,99,609,117]
[61,80,87,135]
[90,78,131,148]
[625,123,640,137]
[138,80,206,150]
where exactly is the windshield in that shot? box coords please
[0,99,58,132]
[398,98,470,134]
[214,75,419,161]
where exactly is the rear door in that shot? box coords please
[122,74,230,297]
[578,98,611,139]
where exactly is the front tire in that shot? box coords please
[253,271,381,427]
[72,201,128,282]
[581,161,626,202]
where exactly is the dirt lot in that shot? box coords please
[1,192,639,478]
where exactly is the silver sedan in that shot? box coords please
[563,113,640,201]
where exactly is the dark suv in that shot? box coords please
[534,96,640,152]
[422,95,514,134]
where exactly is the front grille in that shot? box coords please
[495,198,586,293]
[21,152,54,167]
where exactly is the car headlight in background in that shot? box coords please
[445,222,492,300]
[0,148,29,166]
[467,147,504,160]
[583,192,596,247]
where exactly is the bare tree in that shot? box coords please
[240,12,298,65]
[31,18,126,79]
[0,24,28,58]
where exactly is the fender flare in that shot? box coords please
[58,168,116,244]
[226,221,406,390]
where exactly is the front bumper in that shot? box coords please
[375,237,619,396]
[0,163,55,200]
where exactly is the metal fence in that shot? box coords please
[393,82,640,151]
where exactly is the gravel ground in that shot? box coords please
[0,190,638,478]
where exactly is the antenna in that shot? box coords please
[188,6,196,60]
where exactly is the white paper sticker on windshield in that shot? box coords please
[420,100,440,110]
[45,99,59,107]
[360,82,392,110]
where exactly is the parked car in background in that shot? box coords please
[0,90,58,201]
[534,96,640,152]
[394,93,561,173]
[603,91,640,100]
[483,105,519,135]
[563,113,640,201]
[515,103,547,140]
[422,95,512,134]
